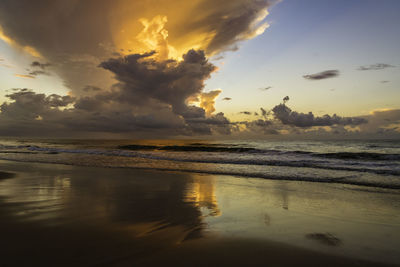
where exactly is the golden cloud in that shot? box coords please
[0,25,41,58]
[14,74,35,79]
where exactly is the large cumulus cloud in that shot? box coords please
[0,50,232,137]
[0,0,276,94]
[0,0,278,137]
[99,50,215,117]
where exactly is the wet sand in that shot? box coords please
[0,160,399,266]
[0,171,14,179]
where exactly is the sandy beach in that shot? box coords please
[0,159,399,266]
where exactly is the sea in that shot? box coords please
[1,138,400,190]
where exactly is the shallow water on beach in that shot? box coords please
[1,138,400,190]
[0,160,399,265]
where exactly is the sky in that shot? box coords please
[0,0,399,139]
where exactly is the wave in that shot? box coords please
[117,144,400,160]
[0,145,396,176]
[1,156,399,190]
[118,144,259,153]
[3,143,400,161]
[313,152,400,161]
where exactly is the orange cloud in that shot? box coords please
[14,74,35,79]
[0,25,41,58]
[200,89,222,116]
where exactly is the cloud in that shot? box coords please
[0,89,187,137]
[0,50,232,137]
[99,50,216,119]
[1,87,398,139]
[16,61,52,77]
[303,70,339,80]
[31,61,51,69]
[260,107,270,118]
[0,25,41,57]
[357,109,400,136]
[380,81,390,84]
[0,0,276,95]
[271,103,367,128]
[234,105,400,138]
[98,49,232,135]
[357,63,395,71]
[28,70,50,76]
[199,90,221,116]
[259,86,272,91]
[239,111,252,115]
[14,74,35,79]
[83,85,102,92]
[222,97,231,101]
[199,0,274,54]
[283,96,289,104]
[242,119,278,135]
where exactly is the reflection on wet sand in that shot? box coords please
[185,175,220,217]
[275,182,289,210]
[0,164,213,236]
[0,160,400,266]
[0,161,216,265]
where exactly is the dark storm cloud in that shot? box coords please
[271,103,367,128]
[0,90,73,125]
[0,50,232,137]
[0,0,276,94]
[99,49,231,134]
[0,0,272,137]
[0,0,118,93]
[303,70,339,80]
[222,97,232,101]
[198,0,274,54]
[99,50,216,117]
[0,89,186,137]
[185,112,231,135]
[1,87,397,138]
[357,63,395,71]
[2,90,74,111]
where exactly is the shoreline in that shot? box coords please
[0,160,399,266]
[1,157,399,191]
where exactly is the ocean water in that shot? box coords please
[1,138,400,190]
